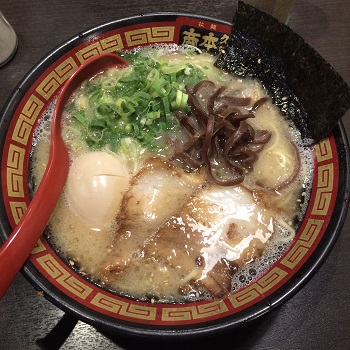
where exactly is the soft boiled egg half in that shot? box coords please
[65,151,130,231]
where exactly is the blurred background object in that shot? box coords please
[0,10,18,67]
[241,0,295,22]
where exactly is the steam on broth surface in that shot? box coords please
[30,45,313,302]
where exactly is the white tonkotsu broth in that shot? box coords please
[30,46,313,302]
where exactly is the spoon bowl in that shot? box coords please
[0,53,128,299]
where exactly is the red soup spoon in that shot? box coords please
[0,53,128,299]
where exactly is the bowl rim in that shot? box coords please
[0,12,349,339]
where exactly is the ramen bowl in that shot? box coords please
[0,13,349,339]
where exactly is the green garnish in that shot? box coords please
[67,49,205,152]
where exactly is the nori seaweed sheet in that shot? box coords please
[215,1,350,144]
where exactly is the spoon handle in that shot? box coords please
[0,53,128,300]
[0,141,69,299]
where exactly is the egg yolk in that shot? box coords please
[65,151,130,230]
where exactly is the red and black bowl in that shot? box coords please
[0,13,349,339]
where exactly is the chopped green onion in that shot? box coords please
[67,49,207,153]
[72,110,88,127]
[115,97,136,118]
[160,63,187,75]
[93,103,114,119]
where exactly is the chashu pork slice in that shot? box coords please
[101,157,205,279]
[143,184,275,298]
